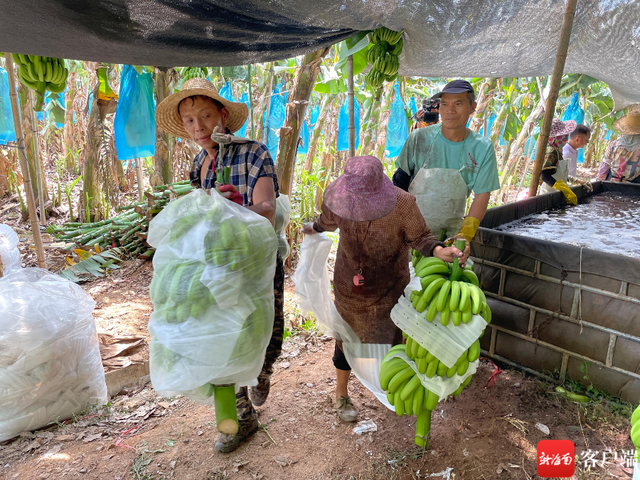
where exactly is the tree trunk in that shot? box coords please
[489,103,509,157]
[63,71,77,172]
[276,48,330,195]
[18,84,49,204]
[304,95,335,173]
[151,67,174,186]
[255,64,274,144]
[499,99,545,191]
[375,82,394,161]
[469,78,497,132]
[360,87,384,155]
[81,81,103,222]
[584,123,601,168]
[314,152,334,210]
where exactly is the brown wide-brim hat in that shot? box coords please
[549,118,576,138]
[155,77,249,137]
[613,104,640,135]
[323,156,397,222]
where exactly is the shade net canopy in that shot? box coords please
[0,0,639,109]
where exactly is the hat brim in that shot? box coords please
[613,111,640,135]
[323,176,398,222]
[432,88,473,98]
[156,86,249,138]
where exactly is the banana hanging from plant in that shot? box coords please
[11,54,69,111]
[180,67,209,82]
[365,27,404,88]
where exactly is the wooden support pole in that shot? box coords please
[529,0,578,198]
[347,55,355,158]
[28,90,46,225]
[135,158,144,200]
[248,64,254,140]
[4,54,47,269]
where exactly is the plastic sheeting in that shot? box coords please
[337,97,360,152]
[385,83,409,158]
[0,266,107,442]
[2,1,640,110]
[114,65,156,161]
[0,68,16,144]
[146,189,277,402]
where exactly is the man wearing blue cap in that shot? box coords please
[392,80,499,246]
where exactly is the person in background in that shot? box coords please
[302,156,467,423]
[540,119,592,204]
[596,106,640,183]
[411,96,440,131]
[563,124,591,177]
[393,80,500,246]
[155,78,284,454]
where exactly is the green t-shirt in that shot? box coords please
[395,124,500,196]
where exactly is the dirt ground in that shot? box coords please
[0,258,637,480]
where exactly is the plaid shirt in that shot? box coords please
[190,140,279,206]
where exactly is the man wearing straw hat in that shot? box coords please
[156,78,284,453]
[596,105,640,183]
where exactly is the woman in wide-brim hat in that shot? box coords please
[302,155,467,423]
[597,105,640,182]
[539,118,587,204]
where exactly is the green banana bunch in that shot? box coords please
[408,255,491,325]
[181,66,209,82]
[631,404,640,450]
[12,54,69,110]
[372,27,403,46]
[404,336,481,378]
[379,344,474,447]
[365,26,404,88]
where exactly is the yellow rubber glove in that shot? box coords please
[553,180,578,205]
[455,216,480,243]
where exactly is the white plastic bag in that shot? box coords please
[275,194,291,261]
[0,223,20,276]
[0,268,107,442]
[292,234,393,409]
[147,189,278,403]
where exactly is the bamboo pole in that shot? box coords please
[135,158,144,200]
[28,90,46,225]
[248,64,254,140]
[4,54,47,269]
[347,55,355,158]
[529,0,578,197]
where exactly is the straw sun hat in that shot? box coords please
[155,77,249,137]
[613,104,640,135]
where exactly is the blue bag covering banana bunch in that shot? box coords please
[11,54,68,111]
[365,27,404,88]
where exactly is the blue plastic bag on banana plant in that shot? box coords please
[146,190,278,404]
[0,68,16,144]
[337,97,360,152]
[114,65,156,161]
[385,83,409,158]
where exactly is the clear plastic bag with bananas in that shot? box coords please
[11,54,68,110]
[180,66,209,82]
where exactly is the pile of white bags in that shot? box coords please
[0,224,107,442]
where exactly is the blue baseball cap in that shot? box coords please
[433,80,475,99]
